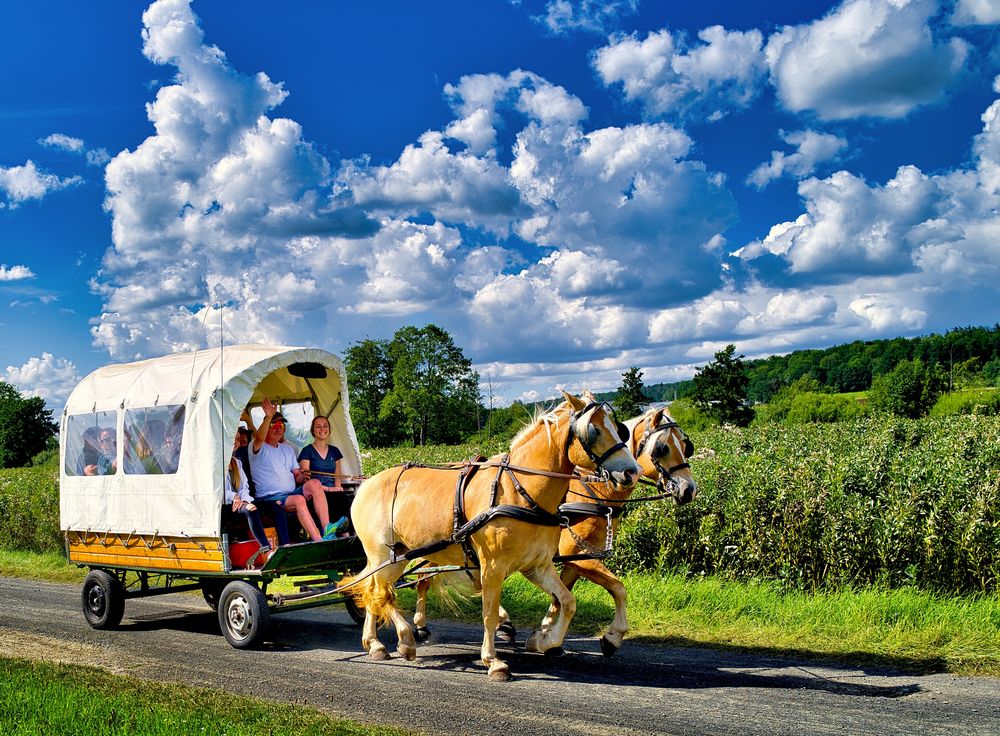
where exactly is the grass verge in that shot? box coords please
[0,656,411,736]
[5,550,998,676]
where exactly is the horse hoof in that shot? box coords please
[414,626,432,644]
[495,622,516,644]
[543,646,565,658]
[600,636,620,658]
[368,647,390,661]
[524,631,541,653]
[488,663,512,682]
[398,644,417,661]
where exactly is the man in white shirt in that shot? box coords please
[249,398,332,544]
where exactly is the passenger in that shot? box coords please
[224,431,270,557]
[248,398,331,545]
[79,426,102,475]
[234,413,256,494]
[299,415,349,538]
[138,419,169,473]
[85,428,117,475]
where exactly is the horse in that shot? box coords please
[411,405,697,657]
[347,391,641,681]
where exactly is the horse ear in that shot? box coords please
[582,388,597,402]
[562,390,586,411]
[649,407,664,425]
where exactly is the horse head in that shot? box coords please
[562,390,640,488]
[631,406,698,504]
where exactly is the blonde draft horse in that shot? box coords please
[411,405,697,657]
[348,391,641,682]
[540,405,697,656]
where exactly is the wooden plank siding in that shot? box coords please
[66,532,225,574]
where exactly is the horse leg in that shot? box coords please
[539,564,581,635]
[357,562,409,661]
[479,562,512,681]
[523,562,576,654]
[413,576,432,643]
[495,603,516,644]
[361,606,388,661]
[568,559,628,656]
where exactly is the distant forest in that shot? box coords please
[593,324,1000,405]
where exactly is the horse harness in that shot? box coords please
[555,416,696,562]
[385,402,629,575]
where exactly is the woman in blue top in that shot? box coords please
[298,415,348,538]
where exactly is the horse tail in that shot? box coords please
[426,570,478,615]
[344,570,396,625]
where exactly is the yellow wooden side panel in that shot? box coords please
[66,532,225,573]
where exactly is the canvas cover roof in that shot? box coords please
[60,344,361,538]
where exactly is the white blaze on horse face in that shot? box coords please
[582,405,640,483]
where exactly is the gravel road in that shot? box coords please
[2,576,997,735]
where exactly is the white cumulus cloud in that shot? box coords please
[0,160,81,208]
[532,0,638,35]
[0,265,36,281]
[4,352,82,411]
[595,26,767,122]
[766,0,968,120]
[747,129,849,188]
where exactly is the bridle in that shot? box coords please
[566,401,631,479]
[635,416,695,496]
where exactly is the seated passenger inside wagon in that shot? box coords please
[248,398,338,545]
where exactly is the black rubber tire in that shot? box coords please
[81,570,125,630]
[200,579,227,611]
[343,595,366,626]
[218,581,270,649]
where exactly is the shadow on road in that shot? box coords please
[117,605,923,700]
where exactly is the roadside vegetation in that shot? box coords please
[2,323,999,678]
[0,656,411,736]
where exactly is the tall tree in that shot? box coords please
[614,367,647,419]
[381,324,480,445]
[0,382,57,469]
[690,344,753,426]
[344,339,400,447]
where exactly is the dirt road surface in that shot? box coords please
[2,576,997,735]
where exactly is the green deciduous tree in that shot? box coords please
[690,344,753,426]
[381,325,481,445]
[0,382,57,469]
[344,338,401,448]
[614,367,647,419]
[868,358,946,418]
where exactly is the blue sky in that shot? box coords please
[2,0,1000,410]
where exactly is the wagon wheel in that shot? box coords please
[81,570,125,630]
[343,594,366,626]
[200,579,227,611]
[218,581,270,649]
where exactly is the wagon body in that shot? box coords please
[59,344,369,645]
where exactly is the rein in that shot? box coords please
[382,402,629,571]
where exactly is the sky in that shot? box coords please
[2,0,1000,411]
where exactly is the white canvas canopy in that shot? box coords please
[60,344,361,538]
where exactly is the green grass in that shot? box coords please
[6,550,1000,675]
[0,656,412,736]
[401,567,1000,676]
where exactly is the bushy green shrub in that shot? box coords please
[0,467,61,553]
[784,392,869,424]
[868,358,946,418]
[662,398,715,431]
[611,415,1000,594]
[931,388,1000,417]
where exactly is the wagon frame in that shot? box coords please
[61,344,369,647]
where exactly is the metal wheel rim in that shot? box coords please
[225,594,253,642]
[86,583,107,617]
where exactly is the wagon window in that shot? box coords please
[64,411,119,477]
[123,405,185,475]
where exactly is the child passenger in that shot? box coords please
[224,431,271,560]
